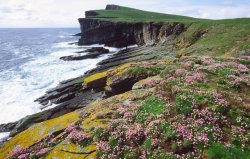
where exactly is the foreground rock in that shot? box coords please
[60,47,109,61]
[1,56,249,159]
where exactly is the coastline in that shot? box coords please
[0,4,249,159]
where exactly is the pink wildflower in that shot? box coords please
[212,91,229,107]
[10,147,26,156]
[196,118,205,125]
[96,141,110,152]
[65,124,76,133]
[182,61,194,69]
[67,130,86,143]
[125,125,145,142]
[237,64,249,73]
[198,134,209,143]
[36,148,49,156]
[17,153,29,159]
[175,69,187,77]
[185,73,205,83]
[200,56,215,64]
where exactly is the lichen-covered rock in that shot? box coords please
[0,111,80,158]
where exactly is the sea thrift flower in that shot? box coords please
[125,125,145,142]
[65,124,76,133]
[36,148,49,156]
[10,147,26,156]
[228,75,249,86]
[175,69,187,77]
[237,64,249,73]
[67,130,87,143]
[185,73,205,83]
[96,141,110,153]
[200,56,215,64]
[182,61,194,69]
[198,134,209,143]
[212,91,229,107]
[17,153,29,159]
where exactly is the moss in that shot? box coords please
[83,71,107,84]
[0,111,80,159]
[127,66,162,76]
[139,96,166,115]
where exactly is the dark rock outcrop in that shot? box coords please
[0,122,17,133]
[10,88,103,137]
[78,18,186,48]
[85,10,99,17]
[60,47,110,61]
[105,4,121,10]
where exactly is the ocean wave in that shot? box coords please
[0,42,117,125]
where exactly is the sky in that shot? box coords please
[0,0,249,28]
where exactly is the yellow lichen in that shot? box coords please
[221,52,233,58]
[83,71,108,84]
[0,111,80,159]
[46,141,96,159]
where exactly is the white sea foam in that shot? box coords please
[0,132,10,141]
[0,42,117,125]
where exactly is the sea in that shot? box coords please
[0,28,121,139]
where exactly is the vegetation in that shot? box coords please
[2,56,249,159]
[88,5,250,55]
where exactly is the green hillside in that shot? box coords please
[88,5,250,56]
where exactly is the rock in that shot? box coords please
[0,111,81,158]
[60,47,109,61]
[105,4,121,10]
[11,88,104,137]
[78,18,186,48]
[83,71,108,90]
[68,42,78,45]
[85,10,99,17]
[76,47,109,54]
[35,81,83,107]
[0,122,17,133]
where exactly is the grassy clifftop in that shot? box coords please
[86,5,250,55]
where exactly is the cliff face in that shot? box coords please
[78,18,185,48]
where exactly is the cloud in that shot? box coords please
[0,0,249,28]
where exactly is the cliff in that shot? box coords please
[78,5,250,55]
[78,18,185,48]
[0,4,249,159]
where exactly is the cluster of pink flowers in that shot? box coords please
[228,75,249,86]
[212,91,229,107]
[96,141,110,153]
[10,147,26,156]
[17,153,29,159]
[185,73,205,83]
[227,61,249,73]
[175,124,193,140]
[200,56,215,64]
[182,61,194,69]
[125,124,145,142]
[175,69,187,77]
[197,133,209,143]
[195,63,226,72]
[36,148,49,156]
[65,124,77,133]
[67,130,87,143]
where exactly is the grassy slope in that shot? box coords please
[89,6,250,56]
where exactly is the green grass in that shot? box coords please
[88,6,203,24]
[86,5,250,55]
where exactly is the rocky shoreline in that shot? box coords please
[0,11,181,146]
